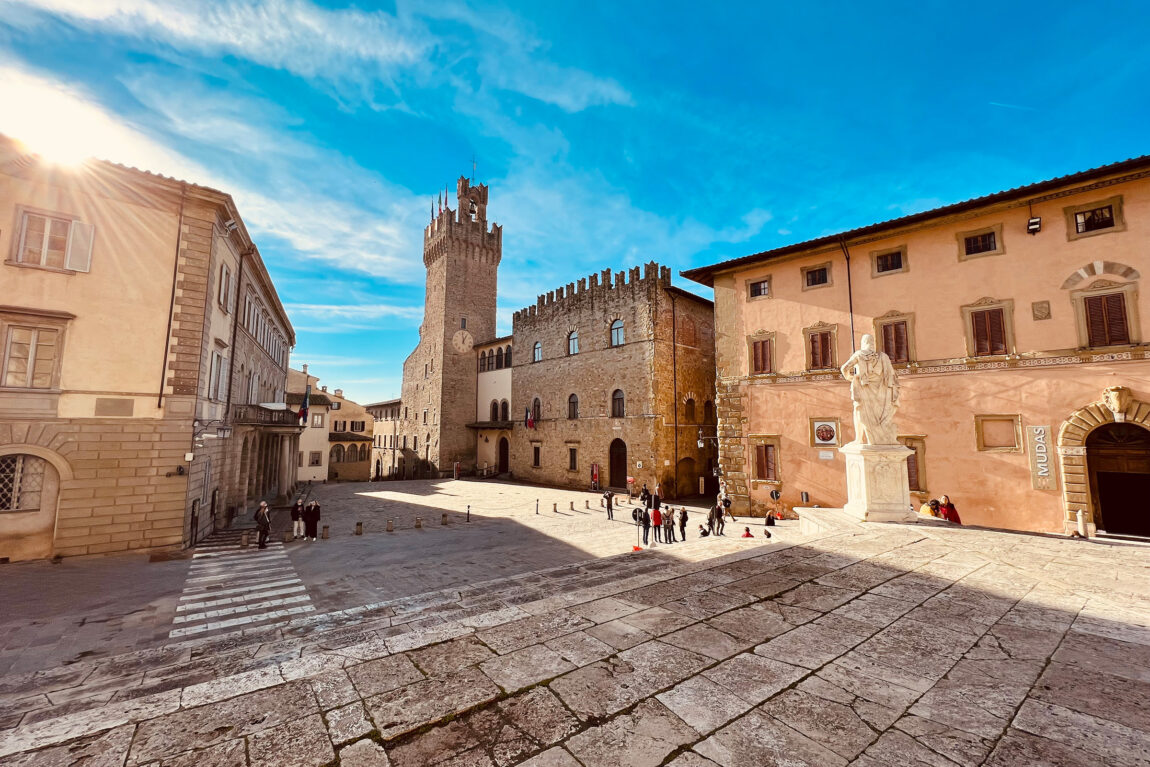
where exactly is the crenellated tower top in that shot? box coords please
[424,175,502,268]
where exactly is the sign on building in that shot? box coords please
[1026,425,1058,490]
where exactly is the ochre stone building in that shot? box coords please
[367,399,402,480]
[471,336,513,475]
[684,156,1150,537]
[511,264,717,498]
[0,134,298,561]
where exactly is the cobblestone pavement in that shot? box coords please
[1,506,1148,766]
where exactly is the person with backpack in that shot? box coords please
[254,501,271,549]
[641,508,651,546]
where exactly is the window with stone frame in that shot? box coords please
[703,400,715,423]
[2,326,60,389]
[748,277,771,299]
[532,397,542,422]
[801,262,832,290]
[877,319,911,364]
[970,308,1007,356]
[750,337,773,374]
[807,330,835,370]
[610,319,625,347]
[490,401,499,421]
[1064,196,1126,241]
[898,437,926,492]
[568,447,578,471]
[311,413,324,428]
[495,347,504,369]
[15,210,95,272]
[0,454,46,512]
[567,331,579,355]
[533,342,542,362]
[568,394,579,419]
[753,441,778,481]
[500,400,509,421]
[479,351,487,372]
[532,444,541,467]
[611,389,625,418]
[330,444,345,463]
[1083,292,1131,347]
[505,345,512,366]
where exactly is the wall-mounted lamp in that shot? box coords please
[223,218,238,232]
[1027,216,1042,235]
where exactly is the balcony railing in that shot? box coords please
[231,405,300,426]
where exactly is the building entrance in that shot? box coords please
[609,439,628,489]
[498,437,509,474]
[1087,422,1150,537]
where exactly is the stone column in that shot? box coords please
[840,443,917,523]
[278,436,292,502]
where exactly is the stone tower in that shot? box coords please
[397,176,502,475]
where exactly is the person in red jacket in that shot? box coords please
[938,495,961,525]
[741,527,754,538]
[651,505,662,543]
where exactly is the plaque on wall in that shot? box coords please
[810,418,841,447]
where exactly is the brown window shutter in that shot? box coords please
[881,322,896,359]
[987,308,1006,354]
[764,339,772,373]
[894,322,909,363]
[765,444,777,481]
[822,332,833,367]
[906,447,920,491]
[972,310,989,355]
[752,339,771,374]
[1084,295,1107,346]
[752,341,761,374]
[809,333,821,369]
[1103,293,1129,345]
[754,445,767,479]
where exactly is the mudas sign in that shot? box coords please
[1026,425,1058,491]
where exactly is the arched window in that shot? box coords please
[331,444,345,463]
[684,398,696,422]
[413,436,418,452]
[500,400,509,421]
[568,394,579,419]
[610,319,624,347]
[0,454,46,512]
[704,400,715,424]
[533,342,542,362]
[505,345,512,366]
[495,347,504,370]
[479,351,487,372]
[567,331,579,355]
[532,397,542,422]
[612,389,625,418]
[490,400,500,421]
[359,444,368,460]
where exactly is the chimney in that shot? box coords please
[301,363,308,375]
[335,388,344,398]
[321,385,328,392]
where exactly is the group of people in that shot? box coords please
[920,494,961,525]
[630,483,690,545]
[254,498,323,547]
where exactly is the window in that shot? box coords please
[0,454,46,512]
[1083,293,1131,347]
[533,342,542,362]
[878,320,910,364]
[970,308,1007,356]
[298,451,304,468]
[311,414,324,428]
[532,445,541,467]
[15,211,94,272]
[684,398,696,422]
[479,352,487,372]
[331,444,345,463]
[975,415,1022,452]
[330,401,341,411]
[351,421,366,432]
[495,348,504,369]
[964,232,996,255]
[704,400,715,424]
[611,389,625,418]
[413,437,418,451]
[955,224,1004,260]
[1065,196,1125,240]
[610,319,625,346]
[491,401,500,421]
[532,397,542,422]
[218,264,232,311]
[461,317,467,330]
[568,447,578,471]
[801,263,831,290]
[360,444,368,461]
[568,394,579,419]
[308,451,322,467]
[750,337,772,374]
[754,443,777,481]
[500,400,509,421]
[422,410,427,424]
[505,345,512,366]
[748,278,771,299]
[403,435,408,449]
[807,330,835,370]
[872,247,907,275]
[207,351,228,401]
[567,331,579,355]
[899,437,926,492]
[3,327,59,389]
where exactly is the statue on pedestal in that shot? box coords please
[840,334,900,446]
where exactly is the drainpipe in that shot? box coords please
[839,237,857,352]
[158,186,186,408]
[671,291,680,499]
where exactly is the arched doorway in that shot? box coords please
[0,452,63,561]
[498,437,510,474]
[1087,423,1150,537]
[609,439,627,489]
[676,457,697,498]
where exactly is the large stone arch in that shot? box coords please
[1057,386,1150,536]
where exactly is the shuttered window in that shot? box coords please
[754,444,777,481]
[809,331,834,369]
[880,321,910,364]
[751,338,772,374]
[970,308,1007,356]
[1083,293,1130,347]
[906,447,922,491]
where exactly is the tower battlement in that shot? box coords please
[512,262,672,324]
[424,176,502,267]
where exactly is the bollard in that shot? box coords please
[321,525,329,540]
[535,500,539,515]
[553,502,558,512]
[355,521,363,536]
[570,501,574,511]
[415,517,423,529]
[600,498,604,507]
[240,532,250,549]
[283,531,292,543]
[387,519,394,532]
[467,505,470,522]
[441,513,448,526]
[585,500,590,509]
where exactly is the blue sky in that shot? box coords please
[1,1,1148,403]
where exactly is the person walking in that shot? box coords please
[641,508,651,546]
[255,501,271,549]
[714,501,726,536]
[639,483,651,509]
[290,499,305,540]
[604,490,614,520]
[679,507,688,541]
[652,505,663,543]
[938,495,961,525]
[707,504,717,536]
[303,501,321,541]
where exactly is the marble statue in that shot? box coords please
[840,334,900,446]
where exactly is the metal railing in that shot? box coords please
[231,405,300,426]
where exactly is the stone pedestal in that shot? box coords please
[840,442,918,523]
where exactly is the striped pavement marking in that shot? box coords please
[169,538,314,639]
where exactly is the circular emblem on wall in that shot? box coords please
[815,423,836,443]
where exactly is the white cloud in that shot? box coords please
[285,303,423,322]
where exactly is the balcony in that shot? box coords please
[231,404,301,426]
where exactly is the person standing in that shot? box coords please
[641,508,651,546]
[707,504,716,536]
[938,495,961,525]
[290,499,305,540]
[604,490,614,520]
[663,509,674,544]
[303,501,321,541]
[652,505,663,543]
[715,501,726,536]
[639,483,651,509]
[679,507,688,541]
[255,501,271,549]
